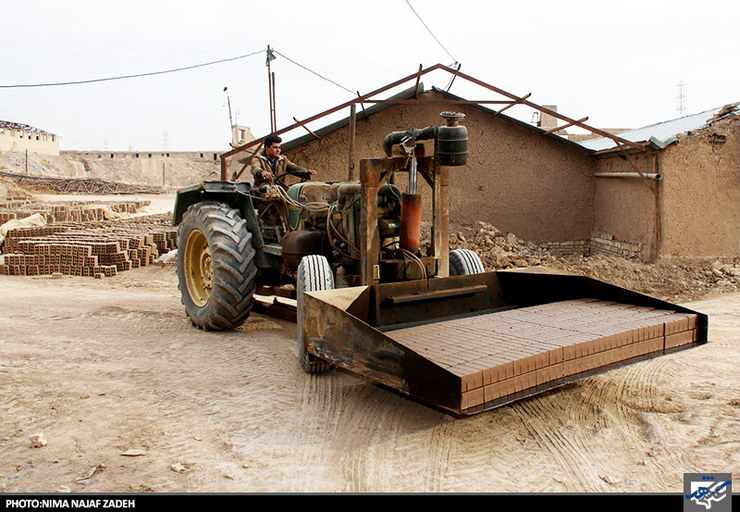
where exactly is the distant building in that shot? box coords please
[231,124,255,148]
[0,121,59,155]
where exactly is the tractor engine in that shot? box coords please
[279,180,403,286]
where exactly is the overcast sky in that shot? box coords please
[2,0,738,151]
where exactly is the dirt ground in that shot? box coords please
[0,191,738,494]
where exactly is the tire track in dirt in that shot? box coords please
[3,271,738,493]
[509,391,614,492]
[612,358,698,489]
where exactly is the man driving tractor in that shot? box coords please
[250,134,317,186]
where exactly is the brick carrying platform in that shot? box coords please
[385,298,699,412]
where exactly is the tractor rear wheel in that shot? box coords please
[177,201,257,330]
[296,254,334,373]
[449,248,485,275]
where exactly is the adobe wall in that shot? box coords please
[283,91,595,243]
[0,150,220,188]
[591,152,661,259]
[590,115,740,261]
[0,127,59,156]
[658,116,740,259]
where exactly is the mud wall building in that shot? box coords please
[270,87,738,262]
[281,88,595,245]
[0,121,59,156]
[586,107,740,260]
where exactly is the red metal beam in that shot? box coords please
[219,62,646,179]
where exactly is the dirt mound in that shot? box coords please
[0,151,217,191]
[0,176,35,200]
[446,220,740,303]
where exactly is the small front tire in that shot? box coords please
[449,248,485,276]
[296,254,334,373]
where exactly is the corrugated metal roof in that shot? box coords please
[578,105,738,152]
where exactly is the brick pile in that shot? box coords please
[388,298,699,412]
[0,199,150,224]
[0,199,178,278]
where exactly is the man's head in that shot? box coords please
[264,134,282,159]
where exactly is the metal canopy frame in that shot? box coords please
[220,63,648,181]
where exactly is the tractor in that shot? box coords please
[172,112,706,416]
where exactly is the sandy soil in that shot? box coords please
[0,262,737,494]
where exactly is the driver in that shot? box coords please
[250,134,316,186]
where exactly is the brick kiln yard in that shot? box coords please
[0,187,738,494]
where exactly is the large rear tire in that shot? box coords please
[177,201,257,330]
[296,254,334,373]
[449,248,485,276]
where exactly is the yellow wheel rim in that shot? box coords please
[184,229,212,307]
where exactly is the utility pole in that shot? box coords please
[676,79,687,117]
[224,86,234,145]
[266,45,277,133]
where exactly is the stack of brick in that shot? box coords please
[1,205,178,278]
[0,200,151,225]
[0,200,35,223]
[388,298,700,412]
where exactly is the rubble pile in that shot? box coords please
[445,221,740,303]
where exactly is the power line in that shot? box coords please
[0,50,265,89]
[405,0,458,65]
[272,50,355,95]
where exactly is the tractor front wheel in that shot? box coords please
[296,254,334,373]
[177,202,257,330]
[449,248,485,275]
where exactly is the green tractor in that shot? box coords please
[172,112,708,416]
[172,113,482,372]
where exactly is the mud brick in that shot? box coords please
[686,315,698,330]
[485,373,533,401]
[25,265,39,276]
[628,337,664,358]
[535,363,565,386]
[461,386,485,409]
[461,370,484,392]
[512,353,539,376]
[565,350,603,375]
[483,380,509,403]
[84,256,99,266]
[482,357,516,385]
[665,330,694,349]
[663,314,692,335]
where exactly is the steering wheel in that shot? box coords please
[274,169,311,190]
